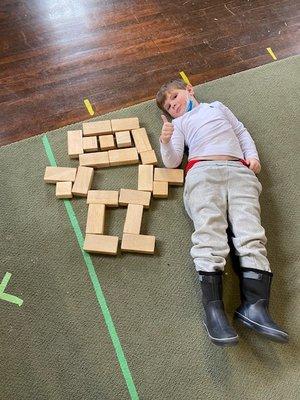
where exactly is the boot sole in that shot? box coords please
[234,312,289,343]
[203,322,239,347]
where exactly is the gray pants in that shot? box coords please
[183,161,271,273]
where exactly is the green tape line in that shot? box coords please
[42,135,139,400]
[0,272,23,306]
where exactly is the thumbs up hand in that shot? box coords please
[160,115,174,144]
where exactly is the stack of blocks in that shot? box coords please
[44,117,184,256]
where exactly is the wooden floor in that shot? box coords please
[0,0,299,146]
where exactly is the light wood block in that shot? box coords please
[84,234,118,255]
[111,117,139,132]
[82,136,98,152]
[56,181,73,199]
[99,135,115,150]
[153,181,168,198]
[82,120,112,136]
[131,128,152,153]
[72,166,94,197]
[44,167,77,183]
[138,165,153,192]
[86,204,105,234]
[154,168,184,186]
[67,130,83,158]
[115,131,132,148]
[140,149,158,165]
[87,190,119,207]
[123,204,144,234]
[119,189,151,208]
[121,233,155,254]
[108,148,139,166]
[79,152,109,168]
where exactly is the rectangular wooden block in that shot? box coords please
[82,136,98,152]
[72,166,94,197]
[131,128,152,153]
[138,164,153,192]
[99,135,115,150]
[115,131,132,148]
[79,152,109,168]
[121,233,155,254]
[56,181,73,199]
[82,120,112,136]
[84,234,118,255]
[44,167,77,183]
[140,149,158,165]
[123,204,144,234]
[108,148,139,166]
[87,190,119,207]
[86,204,105,234]
[154,168,184,186]
[119,189,151,208]
[111,117,139,132]
[153,181,168,198]
[67,130,83,158]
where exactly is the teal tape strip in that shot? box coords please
[42,135,139,400]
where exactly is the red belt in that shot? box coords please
[185,158,248,175]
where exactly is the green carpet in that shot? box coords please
[1,55,299,400]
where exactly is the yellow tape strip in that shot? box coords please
[266,47,277,61]
[84,98,95,116]
[179,71,191,85]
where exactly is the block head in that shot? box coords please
[56,181,73,198]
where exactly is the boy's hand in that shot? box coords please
[160,115,174,144]
[245,158,261,174]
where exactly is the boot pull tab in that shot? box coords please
[243,271,262,280]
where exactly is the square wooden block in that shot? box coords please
[140,149,158,165]
[153,181,168,198]
[82,136,98,152]
[115,131,132,148]
[99,135,115,151]
[56,181,73,199]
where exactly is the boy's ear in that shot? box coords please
[186,83,194,96]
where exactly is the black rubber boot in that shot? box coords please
[199,271,239,347]
[234,268,289,343]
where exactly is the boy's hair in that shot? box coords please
[156,79,187,113]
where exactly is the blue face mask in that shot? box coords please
[186,98,194,112]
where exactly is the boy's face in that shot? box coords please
[163,84,195,118]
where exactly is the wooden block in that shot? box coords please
[123,204,144,234]
[56,181,73,199]
[108,148,139,166]
[99,135,115,150]
[153,181,168,198]
[121,233,155,254]
[83,234,118,255]
[67,130,83,158]
[111,117,139,132]
[79,152,109,168]
[154,168,184,186]
[44,167,77,183]
[131,128,152,153]
[82,120,112,136]
[87,190,119,207]
[140,149,158,165]
[82,136,98,152]
[72,166,94,197]
[138,164,153,192]
[119,189,151,208]
[115,131,132,148]
[86,204,105,234]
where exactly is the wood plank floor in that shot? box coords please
[0,0,299,146]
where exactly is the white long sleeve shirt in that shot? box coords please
[160,101,259,168]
